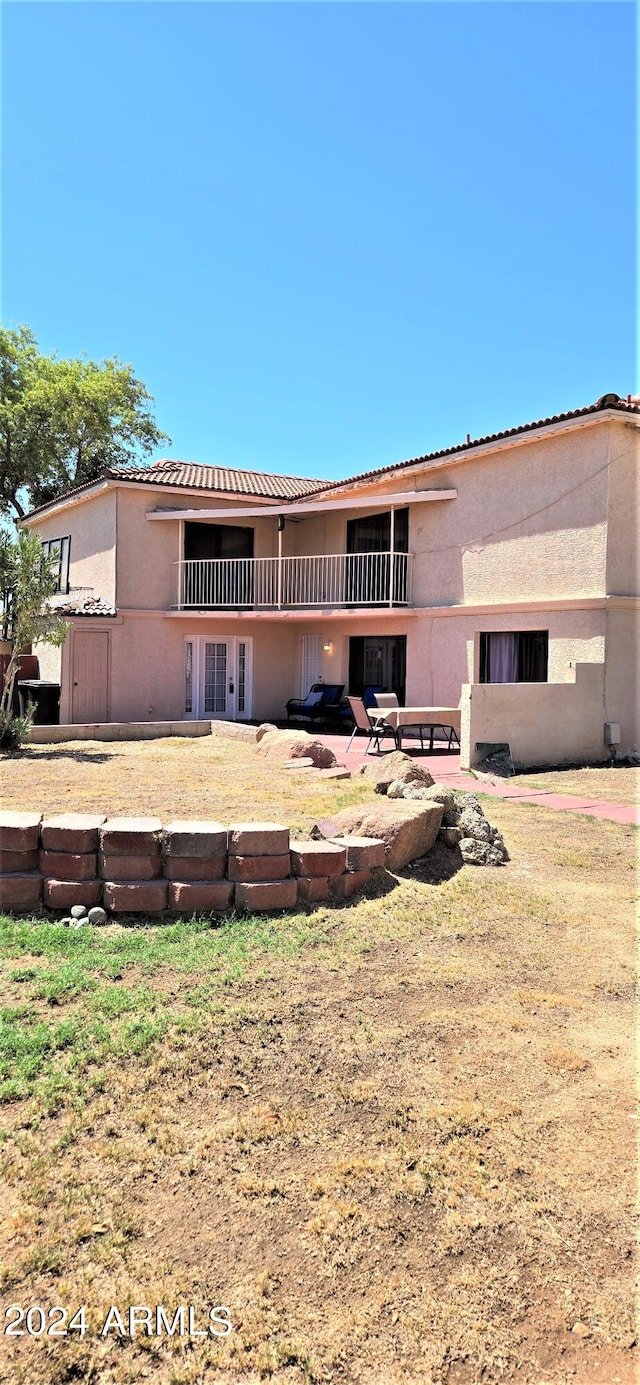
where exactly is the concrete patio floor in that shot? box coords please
[316,733,640,827]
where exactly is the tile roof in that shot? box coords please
[104,460,328,500]
[302,393,640,497]
[54,595,117,618]
[23,392,639,520]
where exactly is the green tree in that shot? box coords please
[0,530,70,750]
[0,325,170,519]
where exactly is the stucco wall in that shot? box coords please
[115,489,282,610]
[460,663,607,769]
[407,606,605,708]
[104,614,301,724]
[604,604,640,751]
[605,420,640,596]
[32,640,62,683]
[92,605,610,730]
[29,489,117,603]
[312,422,613,607]
[410,426,609,607]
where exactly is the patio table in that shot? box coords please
[378,706,461,753]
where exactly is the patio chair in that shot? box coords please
[285,683,345,727]
[346,695,398,755]
[373,692,399,710]
[335,684,385,733]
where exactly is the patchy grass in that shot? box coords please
[0,793,637,1384]
[0,734,374,832]
[510,763,639,806]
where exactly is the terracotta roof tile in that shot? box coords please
[22,393,639,520]
[104,460,329,500]
[54,596,117,618]
[302,394,640,497]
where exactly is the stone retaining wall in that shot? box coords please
[0,813,386,917]
[27,721,212,745]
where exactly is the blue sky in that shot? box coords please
[2,1,636,481]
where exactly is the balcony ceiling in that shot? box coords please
[146,489,457,522]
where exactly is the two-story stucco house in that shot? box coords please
[22,392,640,767]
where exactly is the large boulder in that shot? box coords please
[255,723,278,743]
[254,728,337,769]
[312,799,443,871]
[358,751,435,795]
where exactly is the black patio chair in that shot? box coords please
[345,695,398,755]
[285,683,345,727]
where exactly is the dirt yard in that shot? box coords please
[510,764,639,806]
[0,734,374,832]
[0,739,637,1384]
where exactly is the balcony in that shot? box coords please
[171,551,414,610]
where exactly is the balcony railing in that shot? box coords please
[171,551,413,610]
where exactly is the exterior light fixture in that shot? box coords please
[323,640,333,653]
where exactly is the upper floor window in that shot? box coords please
[41,537,71,594]
[346,508,408,555]
[479,631,548,683]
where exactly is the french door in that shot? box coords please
[184,636,253,720]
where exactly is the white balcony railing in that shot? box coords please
[171,551,413,610]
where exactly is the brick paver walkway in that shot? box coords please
[317,735,639,827]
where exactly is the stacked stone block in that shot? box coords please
[100,817,167,913]
[0,813,388,917]
[228,823,297,910]
[164,820,233,913]
[40,813,105,908]
[0,811,42,909]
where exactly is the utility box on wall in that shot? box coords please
[604,722,621,745]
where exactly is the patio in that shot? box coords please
[313,733,640,826]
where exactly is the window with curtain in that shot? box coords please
[479,631,548,683]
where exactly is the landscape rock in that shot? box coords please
[313,800,443,871]
[87,906,107,925]
[421,783,457,814]
[458,809,493,843]
[444,792,509,864]
[458,837,505,867]
[255,728,337,768]
[358,752,435,795]
[255,723,278,743]
[70,905,87,918]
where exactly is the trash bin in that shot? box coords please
[18,680,61,725]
